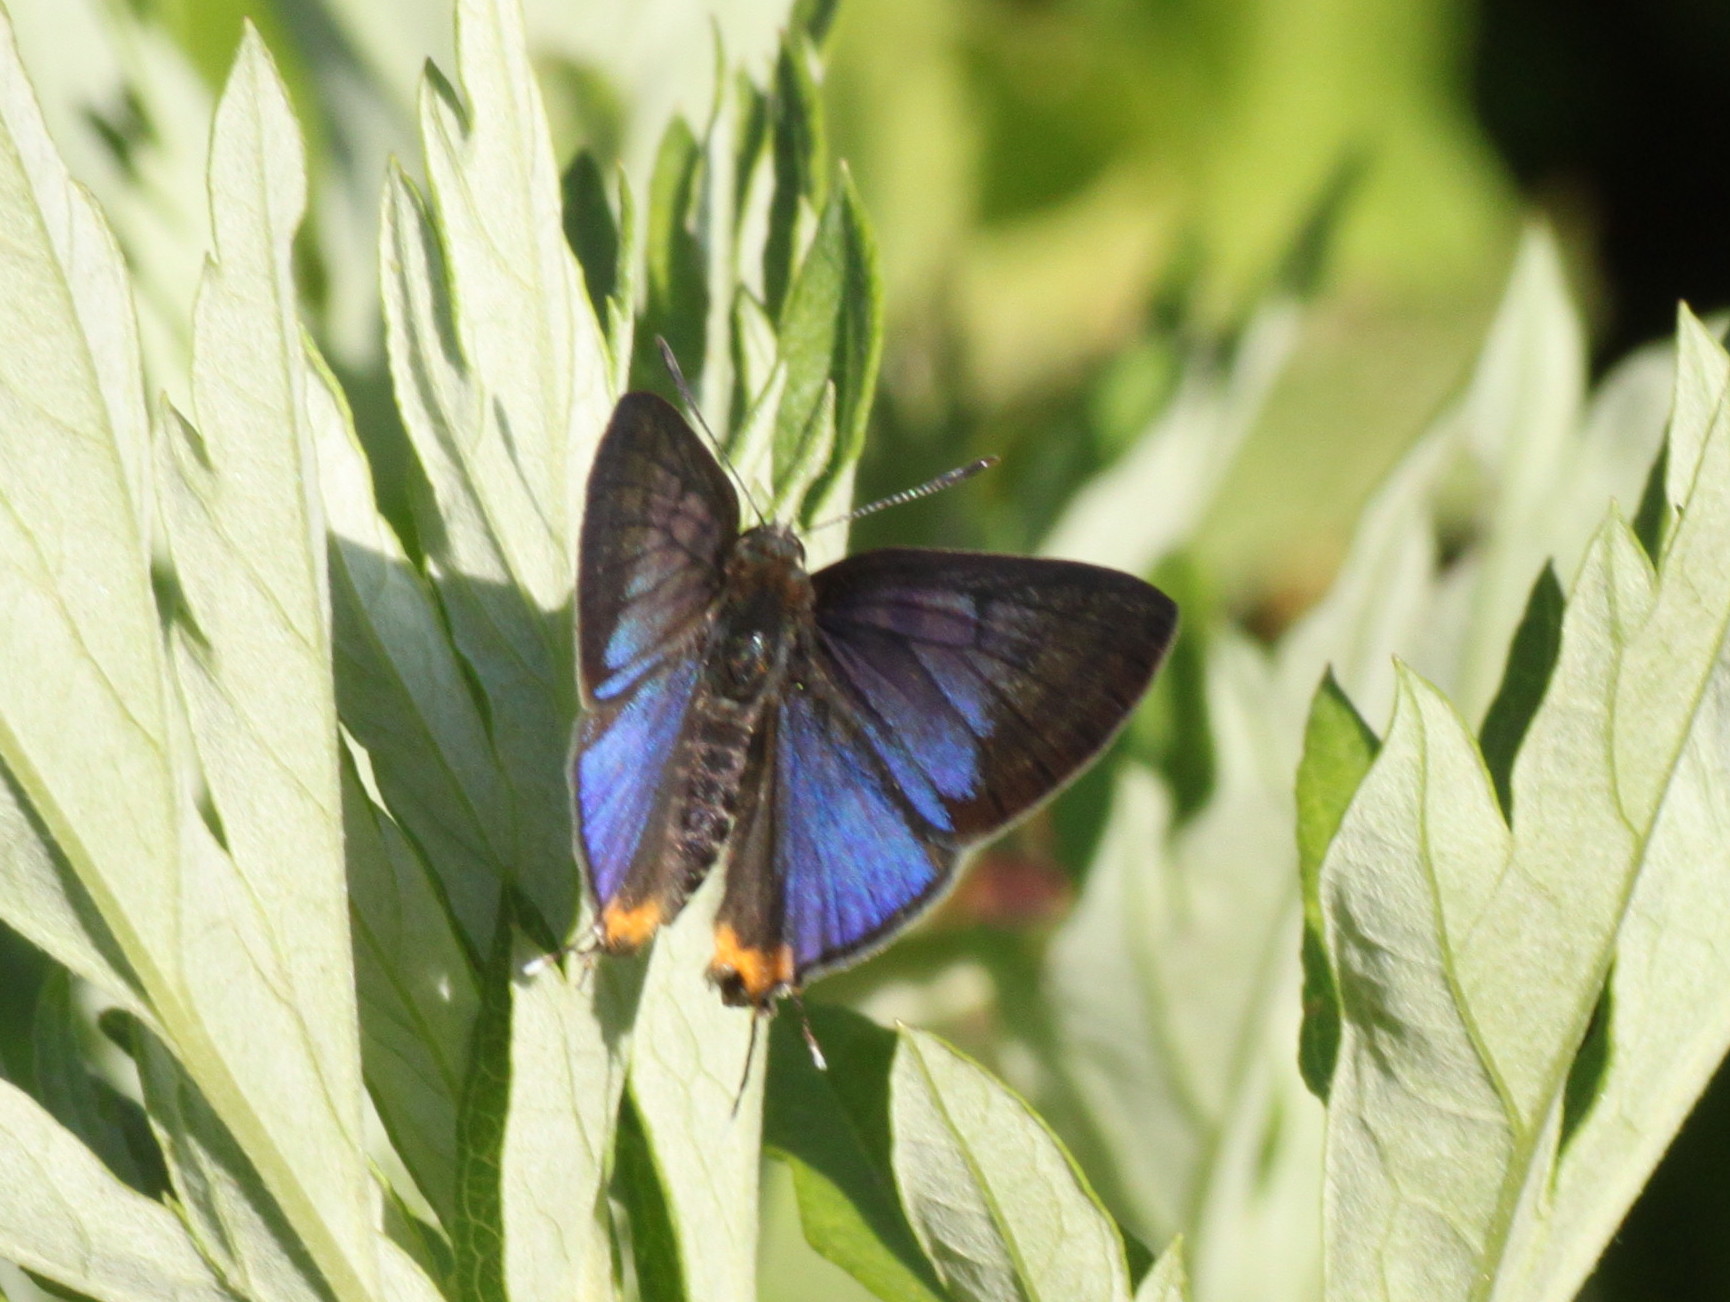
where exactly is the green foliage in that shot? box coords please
[0,2,1723,1302]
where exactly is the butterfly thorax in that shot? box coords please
[662,526,812,902]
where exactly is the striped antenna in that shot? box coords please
[807,456,999,534]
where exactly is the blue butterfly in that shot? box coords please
[572,392,1178,1009]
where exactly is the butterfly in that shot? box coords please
[572,391,1178,1010]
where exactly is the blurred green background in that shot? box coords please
[9,0,1730,1297]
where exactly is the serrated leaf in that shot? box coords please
[772,170,881,521]
[393,0,611,937]
[500,940,639,1301]
[0,1078,233,1302]
[0,0,182,1026]
[1295,671,1378,1100]
[625,878,764,1302]
[1317,314,1730,1300]
[1135,1242,1190,1302]
[763,1005,948,1302]
[891,1027,1134,1302]
[342,754,478,1233]
[1038,234,1641,1302]
[154,33,374,1300]
[314,325,508,954]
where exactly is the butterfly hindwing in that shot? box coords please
[574,394,738,948]
[712,669,952,1001]
[811,548,1178,840]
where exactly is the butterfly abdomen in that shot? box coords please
[665,530,816,894]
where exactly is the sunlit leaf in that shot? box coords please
[0,1079,232,1302]
[392,0,611,935]
[763,1005,948,1302]
[153,32,374,1300]
[891,1027,1133,1302]
[1315,307,1730,1300]
[626,879,764,1302]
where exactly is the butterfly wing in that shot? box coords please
[811,548,1177,842]
[573,393,738,947]
[710,549,1177,1000]
[577,392,738,704]
[710,671,951,1005]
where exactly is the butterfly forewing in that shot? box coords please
[578,393,738,702]
[575,394,741,947]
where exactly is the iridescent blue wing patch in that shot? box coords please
[575,656,701,907]
[772,679,952,977]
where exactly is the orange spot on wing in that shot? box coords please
[709,924,794,1003]
[601,898,665,951]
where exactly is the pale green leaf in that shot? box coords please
[9,0,213,404]
[500,939,636,1301]
[1135,1241,1190,1302]
[1317,316,1730,1300]
[131,1022,329,1302]
[0,0,182,1017]
[313,322,509,952]
[1044,226,1671,1302]
[1317,670,1514,1297]
[626,877,764,1302]
[385,0,610,934]
[417,0,609,610]
[0,1078,233,1302]
[155,34,373,1301]
[342,753,478,1234]
[1042,299,1301,572]
[891,1028,1134,1302]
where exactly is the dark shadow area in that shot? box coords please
[1474,0,1730,362]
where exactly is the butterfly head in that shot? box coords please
[728,522,806,573]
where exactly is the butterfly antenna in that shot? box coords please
[656,336,768,524]
[807,456,999,533]
[789,992,828,1071]
[731,1011,764,1119]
